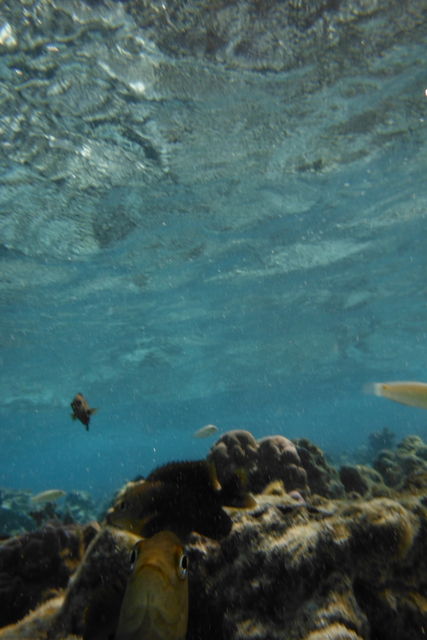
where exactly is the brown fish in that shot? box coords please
[115,531,188,640]
[70,393,98,431]
[106,460,254,541]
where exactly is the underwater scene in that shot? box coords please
[1,0,427,638]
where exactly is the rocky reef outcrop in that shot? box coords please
[373,435,427,488]
[0,521,99,629]
[187,493,423,640]
[339,464,389,498]
[293,437,345,498]
[207,430,344,498]
[2,432,427,640]
[1,489,427,640]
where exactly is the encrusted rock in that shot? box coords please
[339,464,390,498]
[294,437,346,498]
[3,434,427,640]
[187,493,423,639]
[0,521,99,629]
[1,489,427,640]
[373,449,403,487]
[49,526,139,640]
[374,435,427,489]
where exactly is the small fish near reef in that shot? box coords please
[30,489,65,504]
[364,381,427,410]
[192,424,218,439]
[70,393,98,431]
[106,459,255,541]
[116,531,188,640]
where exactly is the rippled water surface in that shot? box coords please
[1,0,427,498]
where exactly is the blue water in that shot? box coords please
[1,0,427,504]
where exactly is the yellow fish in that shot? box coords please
[115,530,189,640]
[363,381,427,409]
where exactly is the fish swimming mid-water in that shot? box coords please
[31,489,66,504]
[70,393,98,431]
[192,424,218,439]
[106,459,255,540]
[115,530,188,640]
[363,381,427,410]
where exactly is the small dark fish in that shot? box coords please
[106,460,255,541]
[116,531,188,640]
[70,393,98,431]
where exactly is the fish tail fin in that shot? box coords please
[362,382,383,396]
[363,382,383,397]
[86,424,89,432]
[70,413,77,421]
[220,467,256,508]
[242,493,257,509]
[208,461,221,491]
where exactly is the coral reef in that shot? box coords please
[293,438,345,498]
[2,488,427,640]
[0,521,99,629]
[0,506,35,537]
[0,488,99,537]
[368,426,396,456]
[252,435,308,495]
[207,430,344,498]
[339,464,391,498]
[208,430,310,496]
[2,432,427,640]
[62,491,98,525]
[373,435,427,488]
[207,430,259,486]
[0,489,34,536]
[186,492,426,640]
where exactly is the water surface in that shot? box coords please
[1,0,427,499]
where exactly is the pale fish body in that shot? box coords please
[116,530,189,640]
[192,424,218,439]
[363,381,427,409]
[31,489,66,504]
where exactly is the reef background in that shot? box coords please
[3,429,427,639]
[1,0,427,500]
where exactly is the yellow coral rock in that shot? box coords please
[305,622,364,640]
[0,597,64,640]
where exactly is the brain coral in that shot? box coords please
[207,430,309,495]
[207,430,258,487]
[208,431,346,498]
